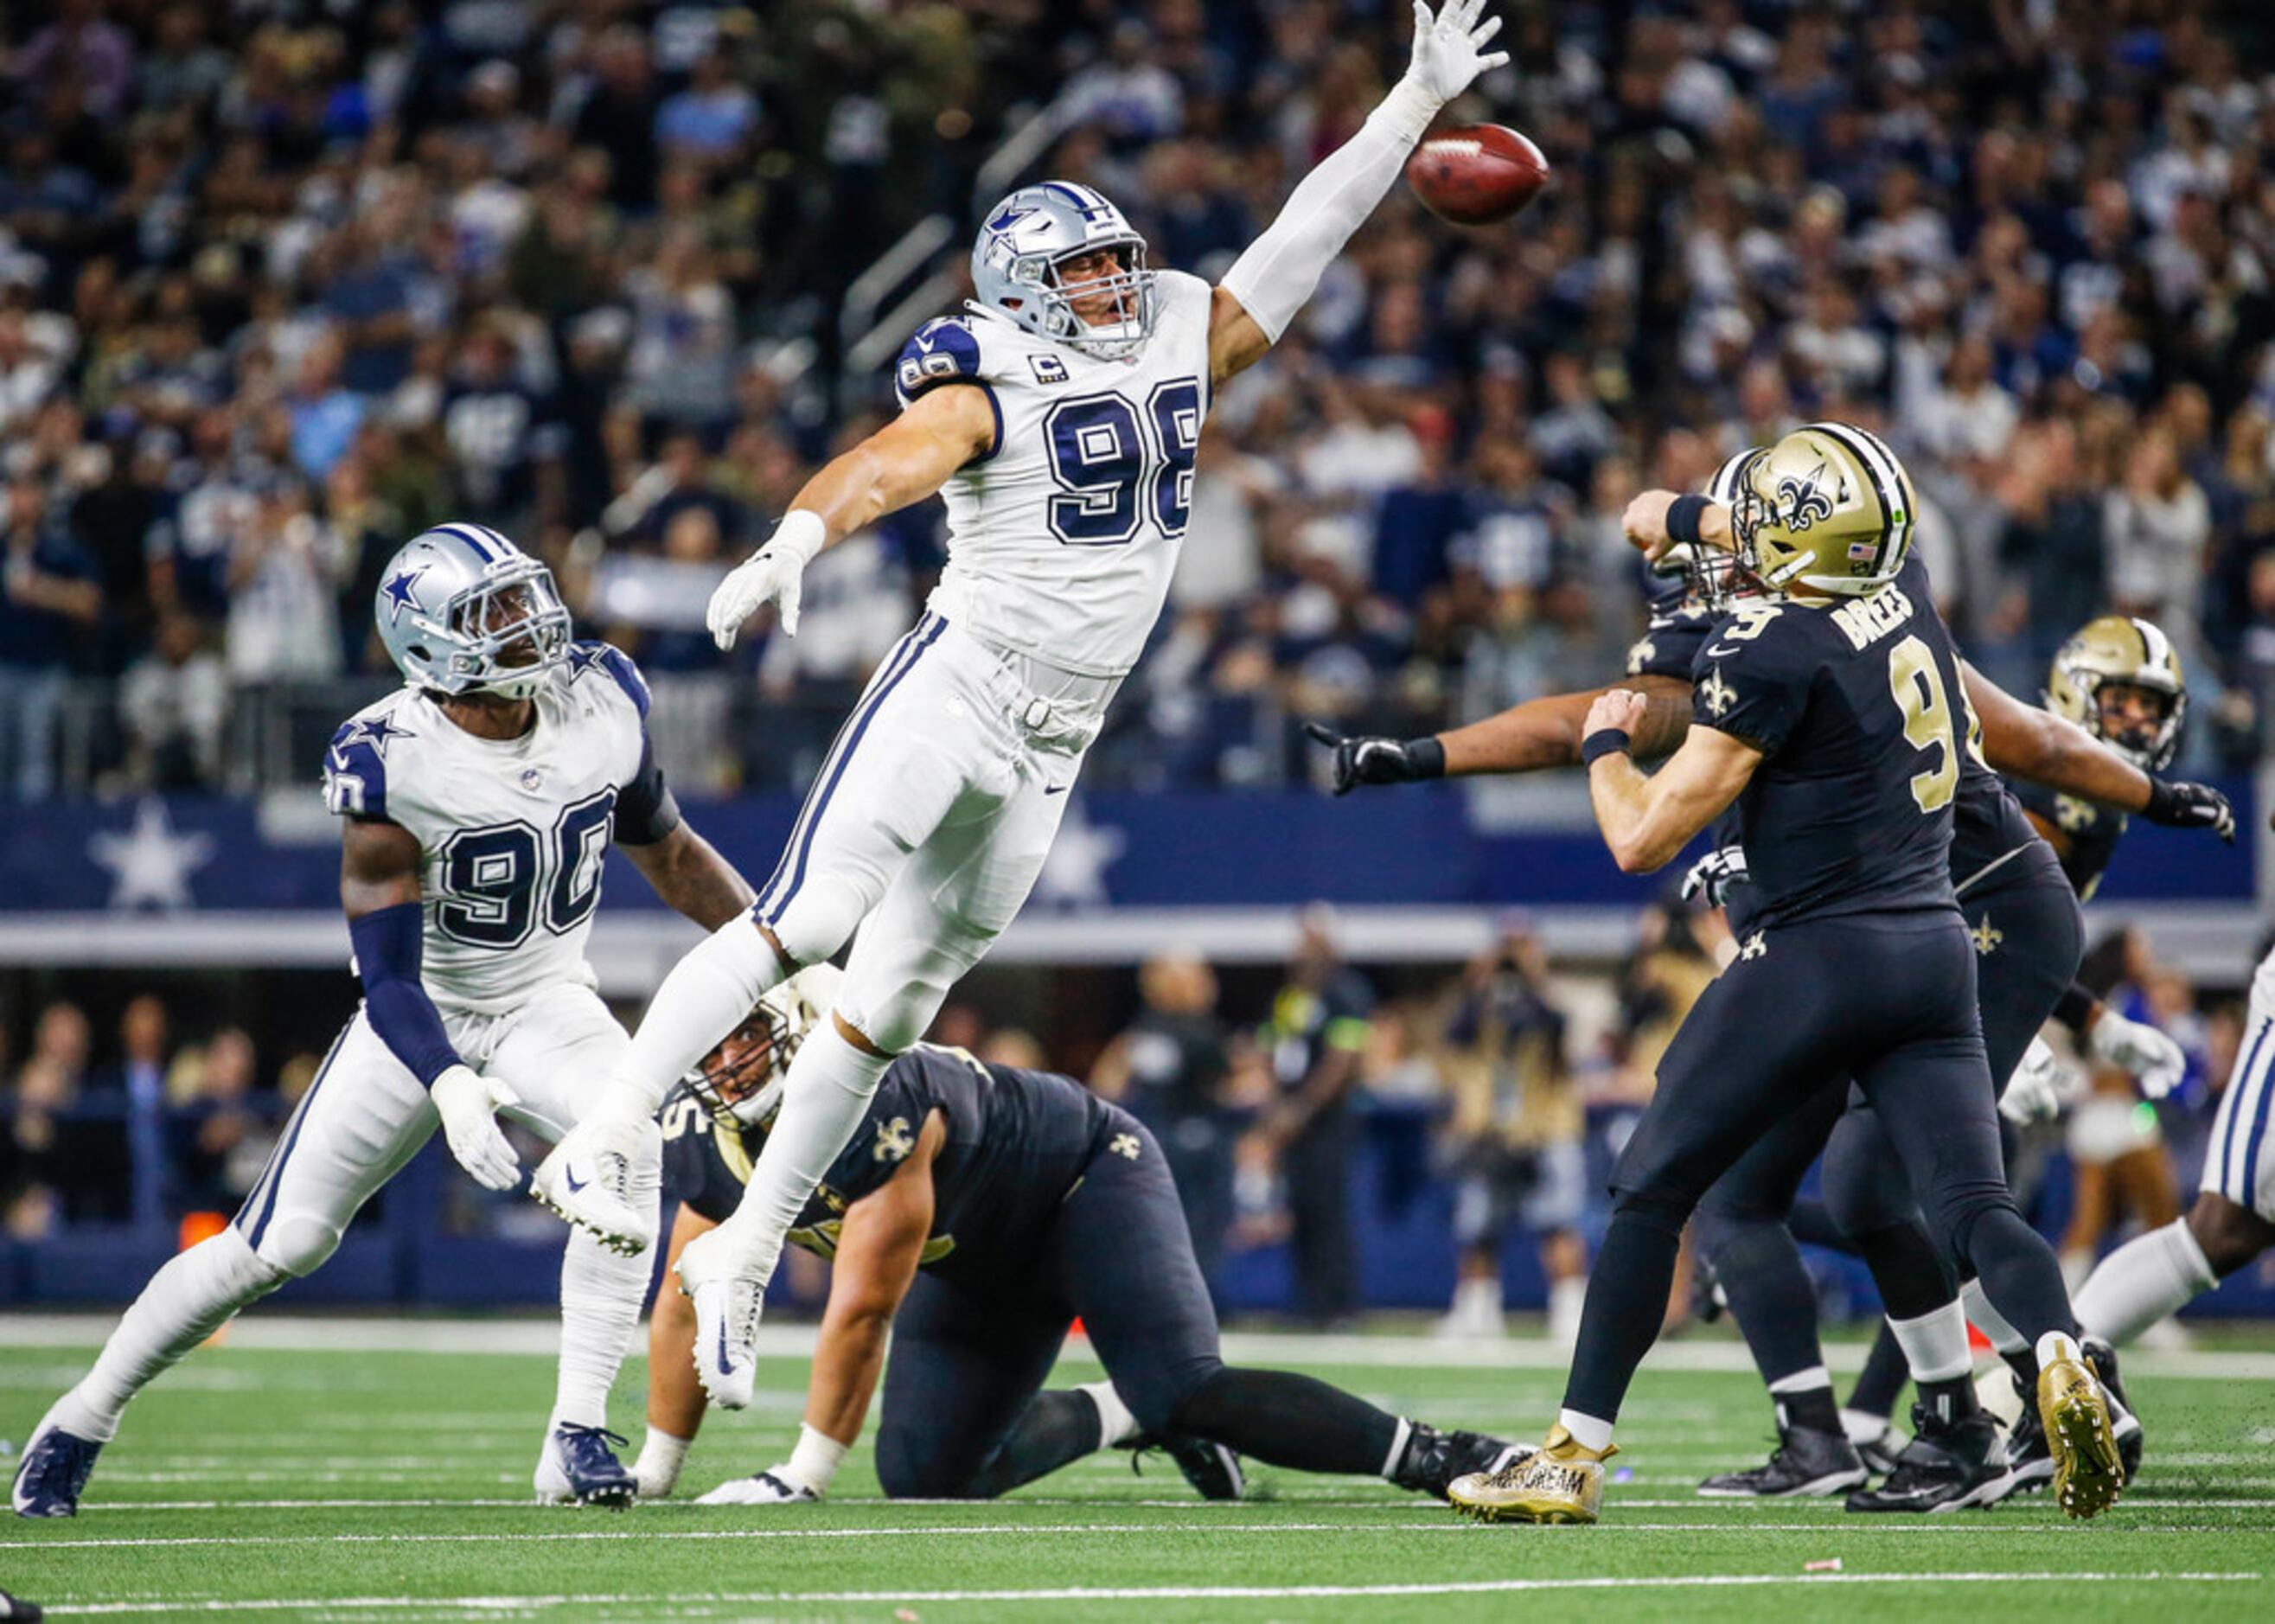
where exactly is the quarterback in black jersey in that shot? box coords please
[1445,424,2123,1526]
[627,968,1522,1507]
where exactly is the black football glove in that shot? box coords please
[1304,723,1447,796]
[1679,844,1751,908]
[2141,777,2234,842]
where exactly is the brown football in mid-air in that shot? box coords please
[1404,124,1550,226]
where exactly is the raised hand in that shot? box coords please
[1407,0,1511,105]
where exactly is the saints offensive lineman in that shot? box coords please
[629,969,1523,1506]
[535,1,1515,1409]
[1445,427,2123,1524]
[14,524,756,1519]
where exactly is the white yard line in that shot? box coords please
[10,1314,2275,1379]
[38,1571,2267,1615]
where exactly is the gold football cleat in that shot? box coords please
[2038,1338,2123,1520]
[1447,1426,1615,1525]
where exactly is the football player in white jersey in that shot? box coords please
[13,523,757,1519]
[536,2,1512,1407]
[2073,936,2275,1348]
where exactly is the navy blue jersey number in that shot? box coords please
[1043,380,1204,546]
[436,797,620,949]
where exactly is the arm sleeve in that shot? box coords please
[1218,80,1439,343]
[348,901,463,1087]
[617,734,683,846]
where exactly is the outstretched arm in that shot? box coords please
[1583,690,1763,873]
[1210,1,1509,384]
[1308,675,1693,793]
[706,386,997,648]
[1965,662,2232,837]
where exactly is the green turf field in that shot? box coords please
[6,1317,2274,1621]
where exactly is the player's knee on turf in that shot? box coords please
[256,1212,345,1278]
[2188,1192,2275,1276]
[874,1430,989,1500]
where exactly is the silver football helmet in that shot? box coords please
[682,965,847,1129]
[971,181,1157,360]
[374,522,571,700]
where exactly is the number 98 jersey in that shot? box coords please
[321,642,678,1013]
[894,272,1216,680]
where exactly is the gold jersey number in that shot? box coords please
[1888,634,1960,812]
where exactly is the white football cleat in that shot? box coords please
[696,1467,821,1505]
[533,1114,661,1256]
[678,1224,764,1410]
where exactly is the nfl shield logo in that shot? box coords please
[520,768,544,792]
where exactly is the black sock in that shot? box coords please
[1776,1384,1843,1435]
[1850,1218,1957,1322]
[1167,1367,1399,1477]
[1917,1375,1980,1425]
[1846,1321,1910,1422]
[1954,1206,2071,1373]
[964,1391,1109,1499]
[1698,1212,1828,1391]
[1562,1199,1686,1423]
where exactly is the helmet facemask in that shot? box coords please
[436,560,572,700]
[683,1003,805,1131]
[1011,238,1157,361]
[2082,675,2186,770]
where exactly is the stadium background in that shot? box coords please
[0,0,2271,1333]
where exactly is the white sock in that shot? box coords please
[551,1224,650,1429]
[1556,1408,1614,1454]
[605,918,788,1119]
[1841,1407,1892,1446]
[1959,1276,2029,1355]
[1380,1416,1415,1479]
[1887,1300,1973,1384]
[633,1426,692,1497]
[1452,1276,1502,1320]
[2035,1329,2082,1371]
[1547,1276,1588,1346]
[1077,1380,1140,1448]
[786,1423,850,1495]
[720,1020,892,1280]
[2072,1218,2218,1346]
[59,1228,286,1442]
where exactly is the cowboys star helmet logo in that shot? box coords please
[1774,460,1838,533]
[872,1117,915,1164]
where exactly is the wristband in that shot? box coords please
[2052,982,2099,1034]
[1582,727,1633,768]
[1666,494,1711,551]
[1403,737,1447,779]
[2141,777,2177,822]
[772,508,828,566]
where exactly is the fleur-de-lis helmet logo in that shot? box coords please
[1775,459,1837,532]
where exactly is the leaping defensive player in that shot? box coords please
[629,970,1524,1506]
[535,0,1514,1409]
[14,525,756,1518]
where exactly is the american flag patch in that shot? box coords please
[1847,541,1877,560]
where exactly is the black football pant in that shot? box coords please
[1696,870,2083,1394]
[1564,909,2077,1426]
[873,1110,1396,1498]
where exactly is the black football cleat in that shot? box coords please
[1847,1417,1906,1479]
[1846,1403,2007,1512]
[2081,1336,2144,1483]
[12,1419,101,1519]
[1392,1424,1531,1499]
[1986,1375,2056,1505]
[1697,1424,1866,1499]
[1128,1434,1244,1501]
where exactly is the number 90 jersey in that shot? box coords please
[322,642,678,1013]
[895,272,1215,679]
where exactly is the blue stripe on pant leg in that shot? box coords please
[764,615,949,929]
[234,1022,350,1249]
[2240,1026,2275,1209]
[752,615,933,919]
[2216,1018,2273,1202]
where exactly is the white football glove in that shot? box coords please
[706,510,826,649]
[2089,1007,2187,1099]
[1406,0,1511,105]
[694,1467,822,1506]
[1999,1036,2080,1125]
[430,1065,524,1192]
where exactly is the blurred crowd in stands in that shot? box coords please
[5,901,2236,1331]
[3,2,2275,799]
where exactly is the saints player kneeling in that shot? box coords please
[14,525,755,1519]
[628,969,1524,1506]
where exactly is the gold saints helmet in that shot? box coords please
[681,963,846,1129]
[2047,615,2187,770]
[1728,421,1916,598]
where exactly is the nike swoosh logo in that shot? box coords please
[1705,644,1741,657]
[717,1319,732,1375]
[1044,784,1069,796]
[565,1169,589,1193]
